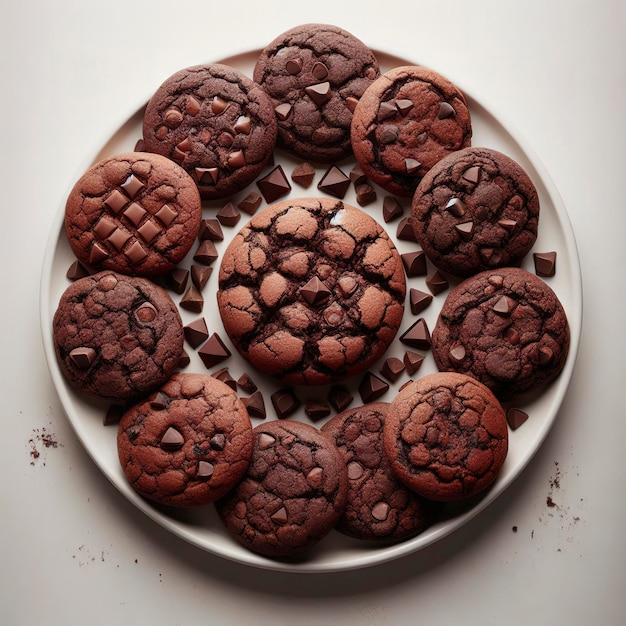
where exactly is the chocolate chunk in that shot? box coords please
[349,164,368,187]
[377,101,397,121]
[190,264,213,291]
[291,162,316,188]
[210,96,228,114]
[271,388,300,419]
[462,165,481,184]
[210,433,226,451]
[533,251,557,277]
[177,349,191,369]
[401,250,427,277]
[305,399,332,421]
[328,385,353,412]
[234,115,251,135]
[179,285,204,313]
[150,391,171,410]
[317,165,351,199]
[238,191,263,215]
[449,344,466,363]
[498,218,518,232]
[216,201,241,226]
[270,506,289,525]
[403,351,425,375]
[193,240,219,266]
[198,218,224,241]
[400,318,431,350]
[69,347,96,370]
[286,58,303,75]
[506,408,529,430]
[241,390,266,419]
[396,216,418,241]
[383,196,404,222]
[493,295,513,316]
[305,81,332,106]
[409,288,433,315]
[256,165,291,203]
[380,357,405,382]
[275,102,292,121]
[355,183,377,207]
[197,460,215,478]
[395,99,414,115]
[66,260,90,281]
[426,270,449,295]
[300,276,331,306]
[160,426,184,451]
[371,501,390,521]
[198,332,231,368]
[404,158,421,175]
[380,125,399,144]
[358,371,389,403]
[183,318,209,348]
[445,197,466,217]
[438,102,455,119]
[163,267,189,294]
[211,367,237,390]
[312,61,329,80]
[455,221,474,241]
[103,403,125,426]
[237,373,258,394]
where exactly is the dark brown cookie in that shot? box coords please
[383,372,509,501]
[431,267,570,398]
[64,152,202,277]
[253,23,380,162]
[215,419,348,558]
[351,65,472,197]
[142,63,277,199]
[411,147,540,276]
[216,197,406,385]
[117,373,253,507]
[52,271,183,400]
[321,402,442,541]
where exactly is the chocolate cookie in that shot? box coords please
[351,65,472,197]
[52,271,183,400]
[216,197,406,385]
[142,63,277,199]
[253,23,380,162]
[431,267,570,398]
[117,373,253,507]
[215,419,348,558]
[64,152,202,277]
[411,147,540,276]
[321,402,442,541]
[383,372,509,501]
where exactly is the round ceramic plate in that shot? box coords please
[40,49,582,572]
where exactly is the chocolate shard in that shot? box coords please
[211,367,237,391]
[177,350,191,369]
[163,267,189,294]
[236,373,258,394]
[317,165,351,199]
[300,276,331,306]
[396,216,418,242]
[198,333,231,369]
[242,390,266,419]
[275,102,292,121]
[256,165,291,203]
[533,251,557,277]
[409,288,433,315]
[271,388,300,419]
[358,371,389,403]
[405,158,421,175]
[400,318,431,350]
[160,426,184,451]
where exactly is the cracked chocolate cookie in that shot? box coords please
[383,372,509,502]
[216,197,406,385]
[142,63,277,199]
[411,147,539,277]
[215,419,348,558]
[253,23,380,162]
[64,152,202,277]
[431,267,570,398]
[321,402,443,541]
[351,65,472,197]
[52,271,184,400]
[117,373,253,507]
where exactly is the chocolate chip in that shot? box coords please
[179,285,204,313]
[403,351,425,375]
[312,61,329,80]
[300,276,331,306]
[445,197,466,217]
[190,265,213,291]
[533,251,557,277]
[210,96,228,114]
[396,216,418,241]
[210,433,226,451]
[426,270,449,295]
[291,162,316,188]
[66,260,90,281]
[256,165,291,203]
[183,318,209,348]
[328,385,353,412]
[160,426,184,451]
[89,242,109,264]
[438,102,455,119]
[238,192,263,215]
[195,167,219,185]
[286,58,302,74]
[358,371,389,403]
[237,373,258,394]
[216,201,241,226]
[275,103,292,121]
[493,295,513,316]
[198,218,224,241]
[305,81,331,106]
[395,99,414,115]
[69,347,96,370]
[532,345,554,365]
[506,408,529,430]
[449,344,466,363]
[271,388,300,419]
[271,506,289,525]
[317,165,350,199]
[198,333,231,368]
[258,432,275,449]
[193,240,219,266]
[150,391,170,410]
[498,218,518,233]
[242,390,266,419]
[409,288,433,315]
[197,461,214,478]
[380,125,399,144]
[401,250,427,277]
[371,501,390,521]
[383,196,403,222]
[455,220,474,240]
[134,302,158,324]
[400,318,431,350]
[380,357,405,382]
[177,350,191,369]
[462,165,481,184]
[405,158,421,175]
[304,399,331,421]
[377,101,397,121]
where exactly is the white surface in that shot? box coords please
[1,0,624,622]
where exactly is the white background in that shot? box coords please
[2,0,625,624]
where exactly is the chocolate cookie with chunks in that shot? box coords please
[117,373,254,508]
[216,197,406,386]
[253,23,380,162]
[52,271,184,400]
[431,267,570,398]
[321,402,443,541]
[411,147,539,277]
[64,152,202,277]
[215,419,348,558]
[351,65,472,197]
[142,63,277,199]
[383,373,509,502]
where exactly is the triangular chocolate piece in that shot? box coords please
[358,371,389,403]
[400,318,431,350]
[183,318,209,349]
[160,426,184,451]
[242,390,267,419]
[300,276,331,306]
[198,333,231,369]
[317,165,350,199]
[256,165,291,203]
[305,81,331,106]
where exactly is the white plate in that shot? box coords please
[40,49,582,573]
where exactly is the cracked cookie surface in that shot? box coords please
[215,419,348,558]
[351,65,472,197]
[253,23,380,163]
[52,271,183,400]
[321,402,443,541]
[64,152,201,277]
[216,197,406,385]
[384,372,508,502]
[117,373,253,508]
[431,267,570,398]
[142,63,277,199]
[411,147,539,277]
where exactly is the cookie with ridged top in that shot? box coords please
[253,23,380,162]
[215,419,348,558]
[411,147,539,276]
[216,197,406,385]
[142,63,277,199]
[351,65,472,197]
[117,373,253,508]
[64,152,201,277]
